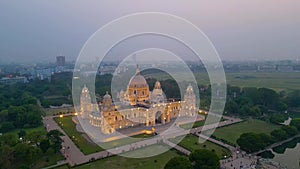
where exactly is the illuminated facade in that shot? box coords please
[80,67,197,134]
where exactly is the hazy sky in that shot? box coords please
[0,1,300,63]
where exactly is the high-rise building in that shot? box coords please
[56,56,65,67]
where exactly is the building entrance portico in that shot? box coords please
[155,111,163,124]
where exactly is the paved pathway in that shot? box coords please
[253,133,300,156]
[163,139,191,156]
[43,116,89,166]
[42,113,243,167]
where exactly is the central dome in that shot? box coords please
[124,65,150,105]
[129,74,148,88]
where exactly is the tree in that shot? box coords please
[281,126,298,137]
[47,130,64,153]
[0,144,14,169]
[237,133,265,153]
[257,88,279,108]
[39,139,51,153]
[225,100,239,114]
[189,149,220,169]
[18,130,26,138]
[286,90,300,107]
[271,129,287,141]
[0,121,15,132]
[0,133,18,146]
[270,113,288,124]
[165,156,192,169]
[291,118,300,131]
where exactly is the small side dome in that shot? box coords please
[82,85,89,93]
[103,91,112,99]
[154,81,161,89]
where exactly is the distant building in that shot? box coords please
[239,65,258,72]
[277,65,293,72]
[56,56,66,67]
[258,65,277,72]
[99,65,117,75]
[0,77,27,85]
[32,68,55,81]
[293,65,300,72]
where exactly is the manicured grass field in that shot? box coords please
[180,115,225,130]
[54,116,155,154]
[205,119,280,145]
[55,145,181,169]
[100,134,154,150]
[32,153,65,169]
[55,116,103,154]
[180,120,206,129]
[170,135,231,159]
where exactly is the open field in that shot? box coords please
[205,119,280,145]
[170,135,231,159]
[223,72,300,92]
[55,145,181,169]
[146,71,300,91]
[195,72,300,91]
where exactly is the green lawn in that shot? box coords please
[100,134,154,150]
[180,120,206,130]
[205,119,280,145]
[32,153,65,169]
[170,135,231,159]
[6,126,46,137]
[54,116,155,154]
[180,116,225,130]
[55,145,181,169]
[55,116,103,154]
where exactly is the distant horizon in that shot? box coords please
[0,57,299,66]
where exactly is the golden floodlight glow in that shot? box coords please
[59,115,64,118]
[74,112,78,116]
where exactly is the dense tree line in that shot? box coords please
[237,125,299,153]
[165,149,220,169]
[0,129,63,169]
[224,86,300,123]
[0,86,42,133]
